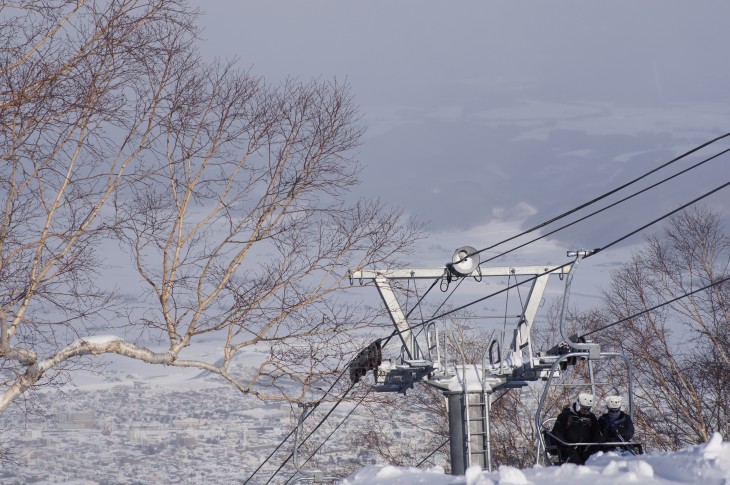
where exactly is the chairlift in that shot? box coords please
[535,350,644,465]
[534,250,644,466]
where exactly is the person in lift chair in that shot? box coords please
[551,393,603,465]
[598,395,635,454]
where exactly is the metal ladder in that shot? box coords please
[464,390,490,470]
[461,360,491,471]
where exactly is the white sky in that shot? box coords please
[190,0,730,305]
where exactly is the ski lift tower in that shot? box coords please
[349,247,575,474]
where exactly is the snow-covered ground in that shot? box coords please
[343,433,729,485]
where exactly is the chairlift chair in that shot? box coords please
[535,250,643,466]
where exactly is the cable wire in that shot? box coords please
[300,393,369,467]
[243,365,352,484]
[415,439,449,468]
[479,145,730,266]
[592,179,730,254]
[580,274,730,339]
[263,382,358,484]
[384,178,730,339]
[449,132,730,267]
[350,152,729,368]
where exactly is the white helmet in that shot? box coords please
[606,395,622,410]
[577,393,594,409]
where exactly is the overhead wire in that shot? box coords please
[300,392,369,467]
[593,179,730,254]
[261,278,444,483]
[415,439,449,468]
[263,382,358,485]
[375,137,723,345]
[380,177,730,339]
[242,366,352,484]
[478,145,730,266]
[579,274,730,339]
[356,136,730,350]
[463,130,730,263]
[353,134,730,351]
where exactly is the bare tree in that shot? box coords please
[595,206,729,450]
[0,0,422,417]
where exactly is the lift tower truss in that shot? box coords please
[349,258,574,473]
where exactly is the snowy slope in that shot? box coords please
[342,433,729,485]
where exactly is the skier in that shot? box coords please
[551,393,602,465]
[598,395,635,454]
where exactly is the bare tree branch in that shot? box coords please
[0,0,424,420]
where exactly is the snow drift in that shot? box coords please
[342,432,729,484]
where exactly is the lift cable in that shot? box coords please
[270,275,467,482]
[382,178,730,339]
[478,145,730,267]
[242,366,353,484]
[459,131,730,265]
[351,137,730,364]
[415,439,450,468]
[591,179,730,255]
[262,381,358,484]
[353,142,729,354]
[283,389,371,485]
[579,274,730,340]
[426,178,730,331]
[261,280,444,484]
[243,427,295,484]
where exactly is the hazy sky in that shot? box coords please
[191,1,730,288]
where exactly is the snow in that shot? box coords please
[78,335,124,345]
[64,335,125,350]
[342,433,730,485]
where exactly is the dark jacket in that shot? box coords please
[551,403,602,444]
[598,410,634,442]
